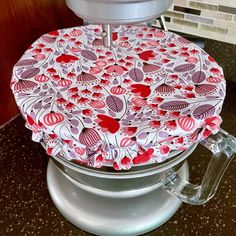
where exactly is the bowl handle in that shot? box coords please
[161,129,236,205]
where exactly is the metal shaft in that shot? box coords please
[101,24,113,48]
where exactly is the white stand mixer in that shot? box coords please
[43,1,236,235]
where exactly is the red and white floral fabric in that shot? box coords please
[11,25,226,170]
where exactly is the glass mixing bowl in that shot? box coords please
[50,129,236,205]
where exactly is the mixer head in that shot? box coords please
[66,0,173,46]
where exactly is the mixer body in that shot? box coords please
[66,0,173,24]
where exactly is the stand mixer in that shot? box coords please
[10,0,236,235]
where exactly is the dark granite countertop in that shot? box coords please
[1,81,236,236]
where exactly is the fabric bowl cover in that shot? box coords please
[11,25,226,170]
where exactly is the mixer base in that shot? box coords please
[47,160,189,236]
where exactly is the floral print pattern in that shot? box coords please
[11,25,226,170]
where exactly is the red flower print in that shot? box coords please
[147,40,160,47]
[138,50,156,61]
[184,92,195,98]
[82,109,93,116]
[47,147,53,155]
[132,106,142,112]
[77,97,89,104]
[184,86,193,91]
[190,49,200,55]
[121,156,131,166]
[159,48,166,52]
[92,92,103,98]
[49,133,57,139]
[162,58,170,63]
[203,116,222,133]
[56,54,79,64]
[108,58,115,63]
[113,162,120,170]
[156,109,167,116]
[140,43,147,48]
[70,47,81,53]
[56,98,67,104]
[105,51,113,57]
[96,114,120,134]
[136,33,143,38]
[169,74,178,80]
[81,89,92,95]
[133,148,154,164]
[170,111,180,117]
[43,112,64,126]
[175,137,184,144]
[68,87,79,93]
[98,55,106,60]
[180,52,190,57]
[166,120,177,130]
[94,28,100,33]
[208,56,216,62]
[47,68,57,75]
[159,145,170,155]
[123,127,137,135]
[37,43,45,48]
[100,79,110,86]
[186,57,198,63]
[105,64,128,75]
[171,50,178,55]
[148,104,158,110]
[92,85,102,91]
[48,30,59,36]
[168,43,176,48]
[181,47,188,52]
[153,97,164,103]
[67,72,76,79]
[112,32,118,41]
[90,67,102,75]
[65,102,76,110]
[149,120,161,128]
[96,154,104,163]
[63,33,70,38]
[120,36,129,41]
[74,41,82,46]
[202,129,212,139]
[126,56,134,61]
[210,68,221,74]
[58,39,65,43]
[133,48,143,53]
[102,73,112,79]
[123,79,132,84]
[96,60,107,67]
[52,75,60,81]
[118,59,126,64]
[96,49,105,54]
[70,94,80,100]
[175,84,182,89]
[147,33,153,38]
[31,48,42,54]
[144,77,154,84]
[119,41,131,48]
[130,84,151,97]
[125,62,133,67]
[69,38,76,42]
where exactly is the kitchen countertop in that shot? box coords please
[1,80,236,235]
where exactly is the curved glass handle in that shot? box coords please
[162,129,236,205]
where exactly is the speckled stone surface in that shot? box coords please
[205,40,236,82]
[1,82,236,236]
